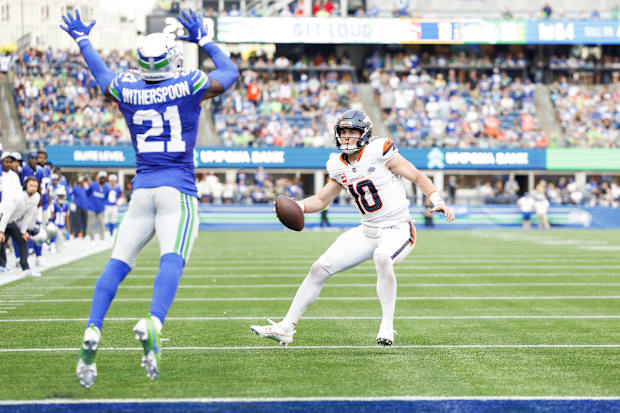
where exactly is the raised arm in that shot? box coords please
[297,178,342,214]
[176,9,239,100]
[386,154,455,222]
[60,10,115,96]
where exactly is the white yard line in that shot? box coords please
[40,272,620,279]
[3,296,620,303]
[2,315,620,323]
[11,283,620,290]
[1,396,620,405]
[2,344,620,353]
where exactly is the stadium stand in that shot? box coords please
[11,49,131,149]
[548,76,620,148]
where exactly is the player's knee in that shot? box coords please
[374,253,394,274]
[308,261,331,282]
[159,253,185,279]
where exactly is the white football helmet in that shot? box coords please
[46,223,59,240]
[56,185,67,205]
[137,33,183,82]
[31,227,48,245]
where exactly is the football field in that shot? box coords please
[1,229,620,409]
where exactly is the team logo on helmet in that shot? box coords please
[136,33,184,82]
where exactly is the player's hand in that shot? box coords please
[0,232,5,243]
[60,9,96,42]
[177,9,208,45]
[22,233,30,242]
[430,204,455,222]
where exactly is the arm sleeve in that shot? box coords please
[77,38,116,93]
[200,42,239,91]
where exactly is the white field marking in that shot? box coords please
[4,296,620,303]
[66,265,620,270]
[13,283,620,290]
[2,397,620,405]
[2,344,620,353]
[185,258,620,263]
[0,311,6,314]
[3,315,620,323]
[37,273,620,280]
[0,294,43,297]
[582,246,620,251]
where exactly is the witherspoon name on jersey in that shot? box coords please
[120,82,191,105]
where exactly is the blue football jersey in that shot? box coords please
[108,70,210,198]
[106,185,122,206]
[53,202,69,228]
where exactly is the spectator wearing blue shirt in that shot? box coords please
[87,171,109,241]
[72,175,91,238]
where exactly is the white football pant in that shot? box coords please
[317,221,416,274]
[111,187,199,268]
[104,205,118,227]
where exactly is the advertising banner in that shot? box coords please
[171,204,620,231]
[528,20,620,44]
[48,146,547,171]
[216,17,620,45]
[547,149,620,171]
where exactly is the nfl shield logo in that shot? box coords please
[339,173,347,183]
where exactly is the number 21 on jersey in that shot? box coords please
[347,179,383,214]
[134,105,184,153]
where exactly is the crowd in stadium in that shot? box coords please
[371,67,544,149]
[7,47,620,150]
[477,175,620,207]
[549,76,620,148]
[10,48,131,149]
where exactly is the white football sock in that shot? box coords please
[374,254,396,327]
[283,262,331,327]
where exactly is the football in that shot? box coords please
[275,196,304,231]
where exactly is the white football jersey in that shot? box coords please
[326,138,411,227]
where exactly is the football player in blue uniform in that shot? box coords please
[61,8,238,388]
[104,174,123,237]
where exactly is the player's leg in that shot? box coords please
[87,210,96,240]
[77,189,155,388]
[373,221,416,346]
[132,187,199,380]
[97,211,105,240]
[251,225,376,345]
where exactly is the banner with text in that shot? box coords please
[216,17,620,44]
[48,146,547,171]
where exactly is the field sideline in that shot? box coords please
[1,229,620,408]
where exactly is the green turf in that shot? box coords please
[1,229,620,399]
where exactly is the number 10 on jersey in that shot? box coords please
[347,179,383,214]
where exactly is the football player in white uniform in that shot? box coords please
[251,109,455,346]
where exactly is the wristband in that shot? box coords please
[198,37,210,47]
[76,36,89,44]
[296,200,306,213]
[429,191,444,207]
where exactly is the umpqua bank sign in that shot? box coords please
[422,148,546,170]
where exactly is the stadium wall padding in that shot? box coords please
[114,205,620,231]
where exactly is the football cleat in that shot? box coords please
[250,319,295,346]
[133,315,161,380]
[76,324,101,388]
[24,269,41,277]
[376,323,397,347]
